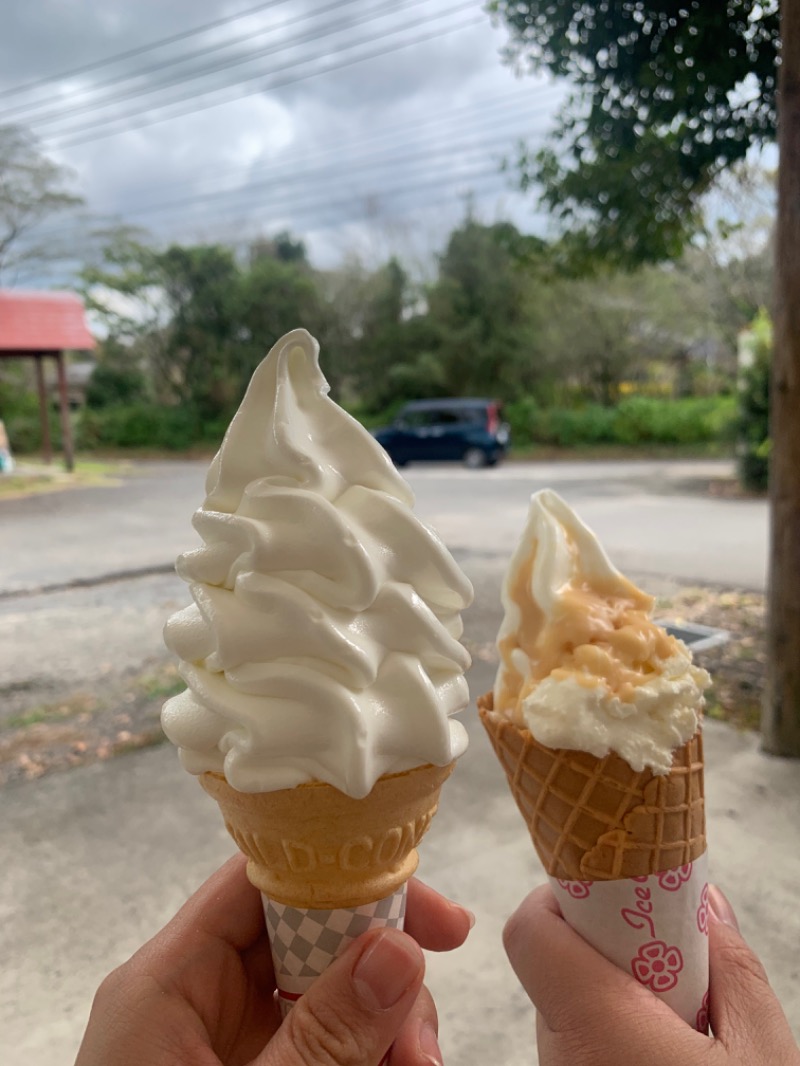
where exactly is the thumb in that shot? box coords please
[255,927,425,1066]
[708,885,799,1060]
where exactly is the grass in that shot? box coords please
[0,457,130,499]
[4,693,99,731]
[136,663,185,701]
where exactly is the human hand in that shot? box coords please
[75,853,472,1066]
[504,883,800,1066]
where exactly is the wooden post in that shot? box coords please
[34,353,53,465]
[763,1,800,757]
[55,351,75,473]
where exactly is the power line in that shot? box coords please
[123,162,521,249]
[0,0,294,101]
[40,90,553,242]
[94,110,545,224]
[6,0,426,127]
[45,9,487,149]
[47,136,534,251]
[29,169,524,288]
[185,172,522,250]
[105,84,556,203]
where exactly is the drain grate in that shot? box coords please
[658,620,730,653]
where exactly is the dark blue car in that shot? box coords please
[373,398,510,468]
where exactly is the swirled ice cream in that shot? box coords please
[162,329,472,799]
[493,490,709,774]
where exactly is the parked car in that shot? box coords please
[372,398,510,468]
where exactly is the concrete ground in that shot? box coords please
[1,459,795,1065]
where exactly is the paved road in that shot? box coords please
[0,458,769,595]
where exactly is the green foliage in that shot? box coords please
[490,1,779,270]
[85,363,148,409]
[425,220,549,400]
[0,379,62,454]
[505,395,736,449]
[614,396,737,445]
[77,403,229,452]
[737,310,771,491]
[384,351,449,404]
[73,219,751,453]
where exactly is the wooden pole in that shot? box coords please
[763,1,800,756]
[34,353,52,465]
[55,351,75,473]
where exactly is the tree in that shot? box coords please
[493,1,799,756]
[767,4,800,756]
[426,219,549,400]
[491,0,779,269]
[0,125,84,282]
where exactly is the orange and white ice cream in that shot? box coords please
[493,490,709,775]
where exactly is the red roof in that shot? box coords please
[0,290,95,353]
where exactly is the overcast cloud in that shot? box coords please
[2,0,564,276]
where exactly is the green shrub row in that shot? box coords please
[504,395,738,448]
[77,404,228,452]
[5,394,738,455]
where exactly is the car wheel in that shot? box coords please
[463,447,488,469]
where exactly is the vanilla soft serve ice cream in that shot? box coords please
[493,490,709,774]
[162,329,473,799]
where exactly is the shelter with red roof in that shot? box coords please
[0,290,96,470]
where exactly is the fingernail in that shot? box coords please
[353,930,422,1011]
[419,1021,443,1065]
[450,900,476,929]
[708,884,740,931]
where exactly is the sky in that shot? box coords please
[1,0,565,280]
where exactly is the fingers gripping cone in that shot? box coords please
[479,694,710,1030]
[201,763,453,1024]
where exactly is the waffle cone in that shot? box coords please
[201,762,454,908]
[478,693,705,880]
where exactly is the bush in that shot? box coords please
[78,404,201,451]
[504,395,736,449]
[737,311,771,492]
[614,396,737,445]
[85,363,148,409]
[0,386,65,454]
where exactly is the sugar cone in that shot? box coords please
[478,693,705,881]
[201,762,454,908]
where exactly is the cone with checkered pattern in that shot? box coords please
[478,693,705,881]
[263,886,408,1023]
[200,761,454,908]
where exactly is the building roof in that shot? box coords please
[0,290,95,353]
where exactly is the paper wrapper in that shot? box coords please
[263,883,408,1063]
[551,853,710,1031]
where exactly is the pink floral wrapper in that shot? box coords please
[262,884,408,1064]
[550,851,710,1032]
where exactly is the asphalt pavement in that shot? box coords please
[2,458,796,1066]
[0,458,768,595]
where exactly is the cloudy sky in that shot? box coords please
[2,0,565,278]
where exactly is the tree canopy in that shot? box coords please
[491,0,779,268]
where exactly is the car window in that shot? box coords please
[397,404,487,427]
[456,407,485,424]
[399,409,436,428]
